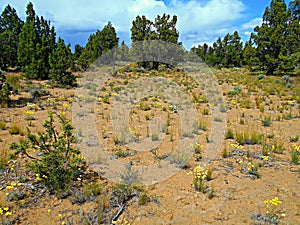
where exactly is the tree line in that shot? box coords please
[192,0,299,75]
[0,0,299,83]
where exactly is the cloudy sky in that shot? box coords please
[0,0,290,50]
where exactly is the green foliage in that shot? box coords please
[0,71,12,106]
[291,150,299,164]
[0,5,23,70]
[193,31,243,68]
[0,121,7,130]
[10,111,84,194]
[84,182,103,198]
[17,2,56,80]
[8,124,23,135]
[130,14,180,70]
[251,0,299,74]
[49,38,76,87]
[225,128,234,139]
[78,21,119,70]
[262,115,272,127]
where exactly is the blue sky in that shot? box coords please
[0,0,291,50]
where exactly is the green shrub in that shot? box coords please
[9,124,23,135]
[0,71,12,107]
[262,116,272,127]
[225,128,234,139]
[0,121,7,130]
[291,150,299,165]
[10,111,84,195]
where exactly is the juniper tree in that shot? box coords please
[0,5,23,70]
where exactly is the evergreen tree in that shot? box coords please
[253,0,299,75]
[17,2,38,78]
[243,38,257,68]
[18,2,56,79]
[49,38,75,87]
[78,22,119,70]
[222,31,243,67]
[130,14,180,69]
[0,5,23,70]
[74,44,84,60]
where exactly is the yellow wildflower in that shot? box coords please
[0,208,3,215]
[58,213,63,217]
[48,209,51,213]
[5,211,12,216]
[262,156,269,161]
[3,207,9,211]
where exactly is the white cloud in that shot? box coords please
[241,17,262,30]
[2,0,250,48]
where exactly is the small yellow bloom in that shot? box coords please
[6,186,13,190]
[5,193,9,196]
[0,208,3,215]
[77,178,81,181]
[61,222,66,225]
[5,211,12,216]
[58,213,63,217]
[48,209,51,213]
[112,221,117,224]
[187,171,193,175]
[17,183,22,186]
[262,156,269,161]
[3,207,9,211]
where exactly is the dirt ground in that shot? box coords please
[0,68,299,224]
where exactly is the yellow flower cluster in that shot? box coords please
[5,182,21,190]
[247,162,255,171]
[0,207,12,216]
[36,173,41,181]
[265,197,283,212]
[229,142,243,149]
[129,127,140,137]
[287,100,296,105]
[112,220,131,225]
[63,103,70,110]
[262,155,270,161]
[24,110,35,116]
[293,143,300,151]
[194,165,208,180]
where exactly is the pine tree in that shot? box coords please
[78,22,119,70]
[252,0,289,74]
[222,31,243,67]
[18,2,56,80]
[243,39,257,68]
[130,14,180,69]
[74,44,84,60]
[17,2,38,78]
[49,38,75,87]
[0,5,23,70]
